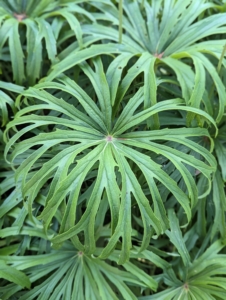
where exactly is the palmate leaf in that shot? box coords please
[0,0,97,84]
[139,238,226,300]
[89,0,225,55]
[75,0,226,122]
[5,58,216,262]
[0,240,157,300]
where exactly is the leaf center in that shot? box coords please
[105,135,114,142]
[14,13,27,21]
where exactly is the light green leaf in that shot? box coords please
[0,262,30,289]
[45,43,131,81]
[166,209,190,266]
[8,21,25,84]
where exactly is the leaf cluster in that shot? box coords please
[0,0,226,299]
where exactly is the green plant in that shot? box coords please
[1,0,226,299]
[47,0,226,124]
[0,0,96,85]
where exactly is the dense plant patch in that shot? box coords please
[1,0,226,299]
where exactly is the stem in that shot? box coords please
[119,0,123,43]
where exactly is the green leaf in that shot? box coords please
[24,18,43,84]
[0,242,157,299]
[8,20,25,84]
[106,53,134,105]
[0,90,15,126]
[211,170,226,239]
[45,43,132,81]
[0,262,30,289]
[166,209,190,266]
[215,139,226,181]
[3,63,217,263]
[56,9,83,49]
[79,58,112,131]
[113,97,217,136]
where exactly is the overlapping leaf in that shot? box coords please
[1,1,226,298]
[139,238,226,300]
[0,240,157,300]
[0,80,23,126]
[68,0,226,122]
[4,58,217,262]
[0,0,97,84]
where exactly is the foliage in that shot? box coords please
[0,0,95,85]
[1,0,226,299]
